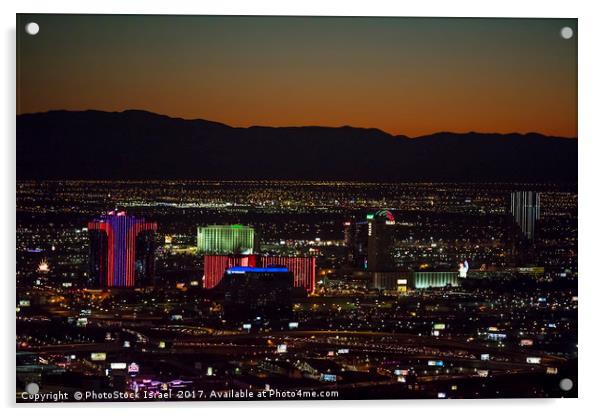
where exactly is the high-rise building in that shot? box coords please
[197,225,255,255]
[367,210,396,272]
[88,211,157,288]
[344,220,369,269]
[203,254,257,289]
[262,256,316,293]
[203,254,315,293]
[510,191,540,240]
[219,266,294,321]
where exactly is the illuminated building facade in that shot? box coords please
[88,211,157,288]
[458,260,469,278]
[510,191,540,240]
[203,254,315,292]
[367,210,396,272]
[203,254,257,290]
[197,225,255,254]
[262,256,316,293]
[411,271,459,289]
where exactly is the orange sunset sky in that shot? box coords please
[17,15,577,137]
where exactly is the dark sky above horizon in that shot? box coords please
[17,15,577,137]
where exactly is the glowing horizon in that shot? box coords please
[17,15,577,137]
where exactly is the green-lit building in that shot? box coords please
[411,271,459,289]
[197,225,256,255]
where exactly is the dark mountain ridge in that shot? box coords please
[17,110,577,182]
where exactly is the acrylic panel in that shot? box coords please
[16,14,577,402]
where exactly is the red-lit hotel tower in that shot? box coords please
[88,211,157,288]
[262,256,316,293]
[203,255,258,289]
[203,255,316,293]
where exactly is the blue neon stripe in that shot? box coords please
[226,266,289,274]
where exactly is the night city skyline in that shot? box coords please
[16,180,578,401]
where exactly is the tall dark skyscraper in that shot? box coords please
[510,191,540,240]
[367,210,396,272]
[88,211,157,288]
[344,220,369,269]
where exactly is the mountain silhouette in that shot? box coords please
[17,110,577,182]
